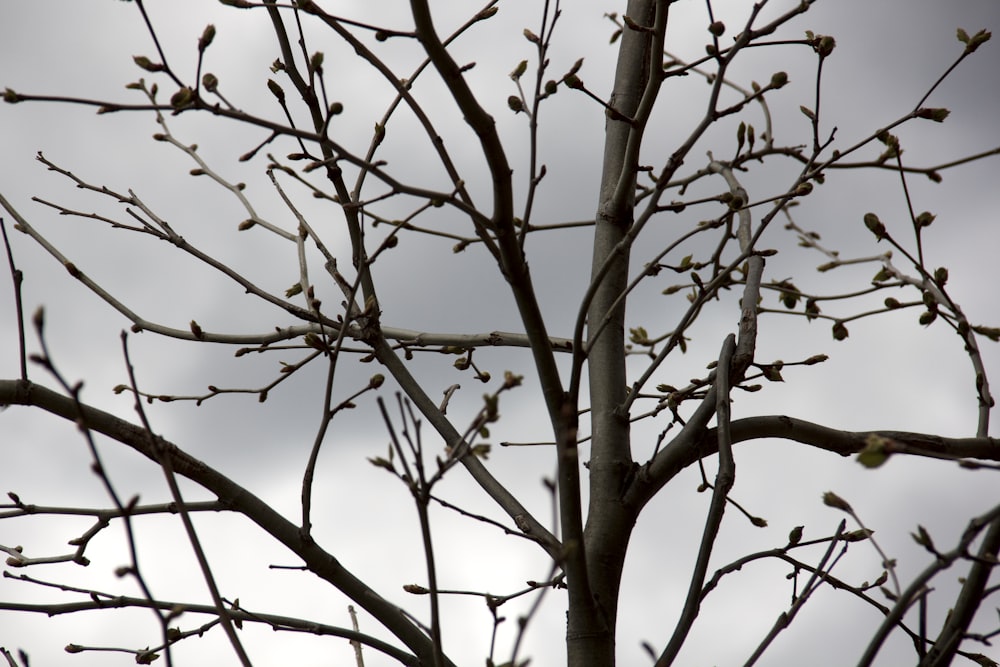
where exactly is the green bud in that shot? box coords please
[267,79,285,102]
[198,24,216,52]
[863,212,886,240]
[914,107,950,122]
[133,55,164,72]
[202,73,219,92]
[822,491,852,512]
[510,59,528,80]
[309,51,324,74]
[170,87,195,109]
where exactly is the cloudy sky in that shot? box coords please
[1,1,999,666]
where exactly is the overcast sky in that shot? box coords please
[1,1,999,666]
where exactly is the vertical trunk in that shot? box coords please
[571,2,655,666]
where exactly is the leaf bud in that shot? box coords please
[267,79,285,102]
[133,55,164,72]
[198,24,216,52]
[863,212,886,240]
[914,107,950,122]
[510,59,528,80]
[202,73,219,92]
[309,51,324,74]
[822,491,852,512]
[170,87,195,109]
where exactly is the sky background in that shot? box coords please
[1,1,999,665]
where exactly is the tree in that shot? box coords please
[1,0,998,665]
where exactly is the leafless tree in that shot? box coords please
[1,1,999,666]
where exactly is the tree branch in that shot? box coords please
[0,379,456,667]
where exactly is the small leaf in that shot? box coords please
[958,28,992,54]
[368,456,396,473]
[972,325,1000,342]
[857,434,891,468]
[911,525,936,551]
[623,15,649,32]
[761,366,784,382]
[872,267,892,283]
[510,59,528,80]
[844,528,873,542]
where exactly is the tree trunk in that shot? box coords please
[572,2,655,666]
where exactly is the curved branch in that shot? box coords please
[626,415,1000,511]
[0,591,420,666]
[0,379,455,667]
